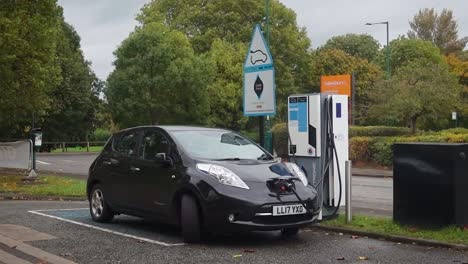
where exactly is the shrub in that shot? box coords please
[349,137,373,162]
[350,126,413,137]
[272,123,288,158]
[90,128,111,141]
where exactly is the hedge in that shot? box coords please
[349,126,413,137]
[272,122,468,166]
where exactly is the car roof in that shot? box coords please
[116,125,230,134]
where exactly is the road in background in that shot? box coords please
[36,153,393,216]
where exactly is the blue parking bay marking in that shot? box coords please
[28,208,185,247]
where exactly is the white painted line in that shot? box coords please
[36,160,51,165]
[33,208,88,212]
[28,210,185,247]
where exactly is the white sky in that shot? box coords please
[58,0,468,80]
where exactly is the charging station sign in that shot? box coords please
[243,24,275,116]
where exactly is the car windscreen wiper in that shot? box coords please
[213,157,242,161]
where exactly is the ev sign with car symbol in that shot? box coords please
[243,24,276,116]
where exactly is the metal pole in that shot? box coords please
[258,0,270,148]
[386,22,391,79]
[259,117,265,147]
[345,160,352,223]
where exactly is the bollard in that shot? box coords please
[345,160,352,223]
[86,141,90,152]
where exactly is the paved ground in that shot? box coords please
[36,153,394,217]
[0,201,466,264]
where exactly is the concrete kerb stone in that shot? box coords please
[313,224,468,251]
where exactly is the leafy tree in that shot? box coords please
[206,39,248,130]
[376,38,443,73]
[321,34,380,62]
[137,0,313,121]
[445,54,468,127]
[369,61,461,132]
[407,8,468,55]
[106,22,213,128]
[310,49,383,124]
[0,0,62,139]
[41,20,99,141]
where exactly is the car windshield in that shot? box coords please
[171,130,272,161]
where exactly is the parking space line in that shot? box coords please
[36,160,51,165]
[33,208,89,212]
[28,210,185,247]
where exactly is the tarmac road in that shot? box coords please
[36,153,393,217]
[0,201,466,264]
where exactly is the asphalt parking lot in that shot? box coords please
[0,201,466,264]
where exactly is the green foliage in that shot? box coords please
[0,175,85,198]
[310,49,383,124]
[0,0,62,139]
[205,39,247,130]
[137,0,313,121]
[106,22,212,127]
[377,38,443,73]
[89,128,112,142]
[369,61,461,132]
[271,122,288,158]
[321,34,380,62]
[349,137,372,162]
[41,21,99,141]
[349,126,413,137]
[407,8,468,55]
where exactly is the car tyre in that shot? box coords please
[90,184,114,223]
[181,194,201,243]
[281,227,300,236]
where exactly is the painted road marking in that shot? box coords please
[36,160,51,165]
[28,209,185,247]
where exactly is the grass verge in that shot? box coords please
[0,174,86,198]
[51,146,103,153]
[322,214,468,245]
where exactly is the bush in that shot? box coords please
[89,128,111,141]
[350,126,413,137]
[272,123,288,158]
[349,137,373,162]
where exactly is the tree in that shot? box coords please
[321,34,380,62]
[445,54,468,127]
[407,8,468,55]
[0,0,62,139]
[206,39,248,130]
[137,0,313,121]
[376,38,443,73]
[41,20,99,141]
[106,22,212,128]
[369,61,461,132]
[310,49,383,124]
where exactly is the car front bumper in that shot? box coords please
[200,182,320,232]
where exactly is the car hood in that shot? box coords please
[196,159,297,183]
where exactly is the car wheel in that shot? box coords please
[90,184,114,223]
[181,194,201,243]
[281,227,300,236]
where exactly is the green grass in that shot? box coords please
[0,175,86,198]
[322,214,468,245]
[51,145,103,153]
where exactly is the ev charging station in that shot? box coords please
[287,93,349,219]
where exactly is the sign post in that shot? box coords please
[243,24,275,147]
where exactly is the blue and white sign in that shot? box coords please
[243,24,276,116]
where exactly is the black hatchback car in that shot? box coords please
[87,126,320,242]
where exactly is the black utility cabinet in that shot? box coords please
[393,143,468,226]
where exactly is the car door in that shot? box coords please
[105,129,141,209]
[131,128,179,217]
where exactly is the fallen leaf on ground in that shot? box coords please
[233,254,242,258]
[60,252,72,257]
[338,233,343,236]
[11,245,17,249]
[351,235,359,239]
[368,246,375,250]
[336,257,345,260]
[243,249,255,253]
[358,256,369,260]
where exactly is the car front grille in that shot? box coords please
[252,214,313,225]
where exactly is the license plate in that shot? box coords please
[272,204,306,216]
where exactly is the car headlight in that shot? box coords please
[196,164,249,190]
[284,162,308,186]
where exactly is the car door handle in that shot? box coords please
[103,161,112,165]
[103,159,119,166]
[130,166,140,172]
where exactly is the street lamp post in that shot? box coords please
[365,21,390,79]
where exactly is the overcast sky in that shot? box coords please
[57,0,468,80]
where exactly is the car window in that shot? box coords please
[115,131,139,157]
[139,130,170,161]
